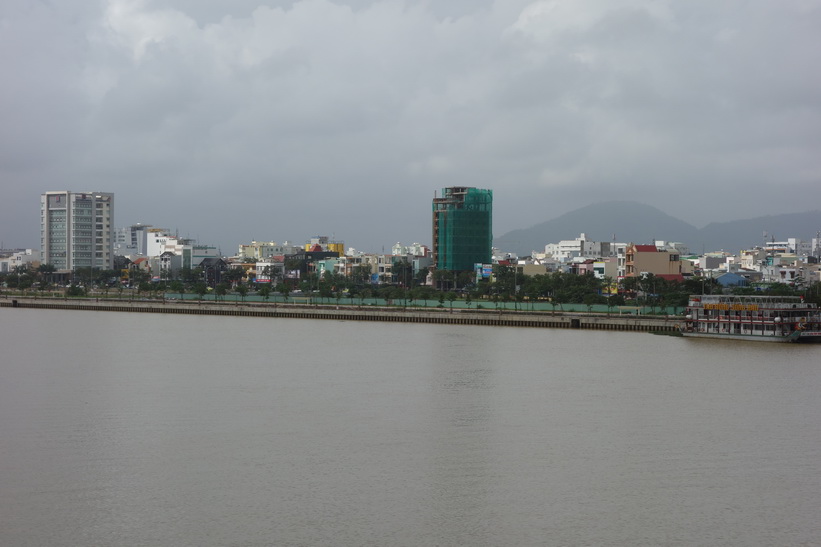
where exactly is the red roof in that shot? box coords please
[656,274,684,282]
[633,245,657,252]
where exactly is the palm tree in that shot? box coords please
[38,264,57,286]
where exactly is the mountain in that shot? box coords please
[494,201,821,256]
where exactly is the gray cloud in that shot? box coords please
[2,0,820,253]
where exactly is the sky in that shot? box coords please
[2,0,820,254]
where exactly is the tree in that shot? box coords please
[257,284,272,303]
[317,274,333,297]
[193,283,208,301]
[583,293,597,313]
[129,268,150,287]
[492,264,515,295]
[222,267,246,286]
[66,284,86,297]
[215,282,229,301]
[236,283,249,302]
[38,280,52,297]
[411,286,434,306]
[552,292,566,312]
[138,281,151,297]
[170,280,185,300]
[392,258,413,287]
[432,269,454,291]
[360,288,372,306]
[38,264,57,285]
[180,267,199,284]
[456,271,474,290]
[352,264,372,287]
[415,268,431,286]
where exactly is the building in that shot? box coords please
[41,191,114,271]
[624,243,684,281]
[544,233,613,262]
[304,236,344,255]
[114,223,154,256]
[237,241,300,261]
[432,187,493,271]
[392,242,430,257]
[593,257,619,280]
[0,249,41,273]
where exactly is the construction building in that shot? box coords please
[432,187,493,271]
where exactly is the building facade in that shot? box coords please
[544,233,613,263]
[432,187,493,271]
[40,191,114,271]
[0,249,41,273]
[114,223,153,256]
[624,243,683,281]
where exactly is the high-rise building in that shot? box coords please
[432,186,493,271]
[41,191,114,271]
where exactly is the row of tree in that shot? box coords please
[3,262,819,310]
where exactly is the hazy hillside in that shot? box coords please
[494,201,821,256]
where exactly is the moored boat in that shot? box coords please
[681,295,821,343]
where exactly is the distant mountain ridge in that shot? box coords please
[494,201,821,256]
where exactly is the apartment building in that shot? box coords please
[41,191,114,271]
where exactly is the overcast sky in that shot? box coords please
[2,0,820,254]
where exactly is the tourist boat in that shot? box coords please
[681,295,821,343]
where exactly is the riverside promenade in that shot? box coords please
[2,296,680,333]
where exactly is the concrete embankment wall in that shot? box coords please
[2,297,678,333]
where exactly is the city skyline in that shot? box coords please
[2,1,821,253]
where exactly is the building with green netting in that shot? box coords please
[432,187,493,271]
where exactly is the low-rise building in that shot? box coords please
[544,233,613,262]
[0,249,41,273]
[625,243,684,281]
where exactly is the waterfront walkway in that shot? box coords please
[2,296,680,333]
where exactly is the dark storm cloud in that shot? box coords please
[2,0,820,252]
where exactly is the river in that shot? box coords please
[1,308,819,546]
